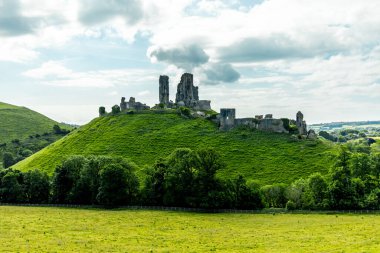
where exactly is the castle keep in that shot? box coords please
[159,73,211,111]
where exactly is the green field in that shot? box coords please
[372,137,380,153]
[14,112,337,184]
[0,102,68,144]
[0,206,379,252]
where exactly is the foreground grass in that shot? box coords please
[0,206,379,252]
[14,112,337,184]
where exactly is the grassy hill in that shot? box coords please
[0,102,68,144]
[13,112,337,184]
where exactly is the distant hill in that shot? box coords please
[14,112,337,184]
[310,120,380,131]
[0,102,70,144]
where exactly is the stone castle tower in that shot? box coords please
[220,108,236,130]
[175,73,199,107]
[296,111,307,135]
[159,75,169,105]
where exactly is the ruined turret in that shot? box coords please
[159,75,169,105]
[176,73,198,107]
[296,111,307,135]
[219,109,236,130]
[173,73,211,110]
[120,97,127,111]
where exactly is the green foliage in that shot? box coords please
[281,118,290,131]
[142,148,260,209]
[51,156,85,204]
[0,170,24,203]
[53,124,70,135]
[319,131,338,142]
[23,169,50,203]
[233,175,263,209]
[14,113,336,185]
[51,155,139,206]
[285,200,296,210]
[179,106,191,117]
[0,101,70,144]
[111,105,121,114]
[3,152,15,168]
[97,163,139,207]
[260,184,288,208]
[307,173,329,209]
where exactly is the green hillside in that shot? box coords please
[14,112,337,184]
[0,102,67,144]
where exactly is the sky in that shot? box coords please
[0,0,379,125]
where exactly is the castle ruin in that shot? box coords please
[120,96,150,111]
[159,73,211,111]
[219,108,288,133]
[102,72,313,137]
[159,75,169,105]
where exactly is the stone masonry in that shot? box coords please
[159,75,169,105]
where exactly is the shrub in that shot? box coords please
[179,106,191,117]
[286,200,296,210]
[111,105,121,114]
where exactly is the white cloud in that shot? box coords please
[23,61,73,79]
[23,61,162,88]
[1,0,380,123]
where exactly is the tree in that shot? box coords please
[70,156,102,205]
[97,161,139,207]
[371,153,380,178]
[0,171,24,203]
[260,184,288,208]
[307,173,328,209]
[51,156,86,203]
[163,148,197,207]
[53,124,62,134]
[328,147,364,209]
[194,148,225,208]
[3,152,15,168]
[111,105,121,114]
[23,169,50,203]
[234,175,263,209]
[142,159,167,205]
[319,131,338,142]
[286,178,309,209]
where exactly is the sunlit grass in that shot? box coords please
[0,102,67,144]
[14,112,337,184]
[0,206,379,252]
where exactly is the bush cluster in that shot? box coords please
[2,147,380,210]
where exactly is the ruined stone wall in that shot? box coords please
[296,111,307,135]
[176,73,197,107]
[258,118,288,133]
[194,100,211,111]
[235,118,257,128]
[219,108,236,130]
[159,75,169,105]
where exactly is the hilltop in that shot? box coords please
[0,102,69,144]
[14,111,337,184]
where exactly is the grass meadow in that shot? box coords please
[1,206,379,252]
[14,112,336,184]
[0,102,68,144]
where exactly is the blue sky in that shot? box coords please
[0,0,379,124]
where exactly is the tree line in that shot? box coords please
[1,147,380,210]
[1,125,71,169]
